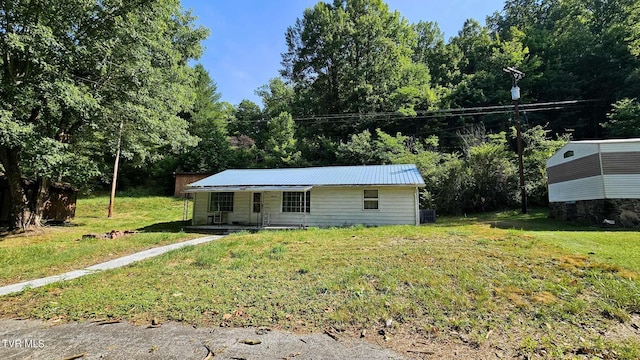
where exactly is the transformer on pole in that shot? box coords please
[503,67,527,214]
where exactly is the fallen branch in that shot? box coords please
[62,353,88,360]
[407,349,435,355]
[202,344,215,360]
[324,329,338,341]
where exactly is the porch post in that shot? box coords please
[303,191,307,227]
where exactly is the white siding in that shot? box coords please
[600,141,640,153]
[546,142,600,168]
[603,175,640,199]
[548,176,605,202]
[192,192,251,225]
[193,192,207,225]
[268,186,417,227]
[192,186,419,226]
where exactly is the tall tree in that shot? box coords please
[177,64,233,174]
[0,0,207,229]
[281,0,435,137]
[255,77,294,119]
[264,112,302,167]
[228,99,266,147]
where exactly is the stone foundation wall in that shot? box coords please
[549,199,640,227]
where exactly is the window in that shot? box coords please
[363,189,379,210]
[563,150,574,158]
[209,192,234,212]
[282,191,310,213]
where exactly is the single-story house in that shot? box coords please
[185,164,425,228]
[546,138,640,226]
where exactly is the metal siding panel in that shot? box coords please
[546,143,599,168]
[600,142,640,153]
[603,175,640,199]
[601,152,640,175]
[548,176,605,202]
[547,154,601,184]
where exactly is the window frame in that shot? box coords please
[209,192,234,212]
[282,191,311,213]
[363,189,379,210]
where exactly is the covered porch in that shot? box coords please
[183,185,313,231]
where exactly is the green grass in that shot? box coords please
[0,195,199,286]
[1,205,639,357]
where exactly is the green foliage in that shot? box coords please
[602,98,640,138]
[517,125,570,205]
[255,77,294,119]
[0,0,207,227]
[461,130,518,212]
[281,0,435,136]
[228,99,266,147]
[176,64,233,174]
[264,112,302,167]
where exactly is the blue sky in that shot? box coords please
[180,0,507,107]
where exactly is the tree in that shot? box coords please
[517,124,569,205]
[177,64,233,174]
[0,0,207,229]
[255,77,294,119]
[602,98,640,138]
[459,127,518,212]
[489,0,639,138]
[228,99,266,147]
[336,130,381,165]
[264,112,302,167]
[281,0,435,136]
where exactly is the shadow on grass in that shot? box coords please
[137,220,188,233]
[436,208,638,232]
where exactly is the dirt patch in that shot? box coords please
[605,314,640,343]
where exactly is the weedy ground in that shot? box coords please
[1,200,639,359]
[0,194,198,286]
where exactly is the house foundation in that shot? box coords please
[549,199,640,227]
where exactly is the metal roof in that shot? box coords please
[186,164,425,191]
[568,138,640,144]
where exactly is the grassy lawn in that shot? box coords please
[0,194,199,286]
[1,206,639,358]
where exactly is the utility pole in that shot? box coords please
[503,67,527,214]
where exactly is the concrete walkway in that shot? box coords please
[0,235,222,297]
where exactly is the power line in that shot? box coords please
[282,100,599,122]
[285,99,599,124]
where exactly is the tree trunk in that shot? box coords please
[0,146,47,231]
[108,120,124,218]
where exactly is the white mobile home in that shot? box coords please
[185,164,425,229]
[546,139,640,226]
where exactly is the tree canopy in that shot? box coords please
[3,0,639,225]
[0,0,207,229]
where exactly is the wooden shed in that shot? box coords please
[173,172,213,198]
[0,178,77,225]
[546,139,640,226]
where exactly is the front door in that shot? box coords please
[252,192,262,225]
